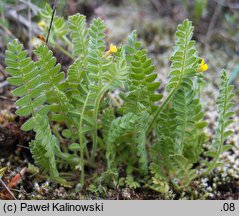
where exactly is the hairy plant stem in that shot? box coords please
[51,87,78,145]
[202,84,227,177]
[78,33,87,65]
[147,88,177,136]
[179,90,187,154]
[91,86,108,159]
[54,43,74,60]
[79,93,90,186]
[63,35,73,48]
[196,76,201,98]
[56,151,97,168]
[147,27,189,136]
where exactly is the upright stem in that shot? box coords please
[79,93,90,186]
[146,27,189,136]
[146,88,177,136]
[91,86,108,159]
[54,43,74,60]
[201,128,224,177]
[202,84,227,177]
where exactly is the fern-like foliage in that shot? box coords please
[103,50,128,89]
[125,175,140,189]
[203,70,235,175]
[87,17,106,91]
[124,30,141,63]
[154,104,204,187]
[122,32,162,114]
[170,155,197,189]
[106,113,137,169]
[68,14,88,62]
[34,45,76,132]
[167,20,206,164]
[4,16,235,193]
[153,135,175,169]
[80,18,129,158]
[63,59,87,104]
[167,19,199,91]
[106,32,161,176]
[149,19,206,190]
[147,19,199,134]
[173,80,206,161]
[135,111,150,174]
[106,111,149,174]
[79,17,107,158]
[34,45,64,90]
[30,114,63,182]
[148,163,169,193]
[5,39,48,131]
[50,87,75,129]
[102,108,115,144]
[120,87,149,114]
[157,107,177,139]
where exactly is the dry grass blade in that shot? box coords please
[46,0,58,44]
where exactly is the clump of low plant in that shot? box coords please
[4,6,235,194]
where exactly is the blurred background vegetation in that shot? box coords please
[0,0,238,94]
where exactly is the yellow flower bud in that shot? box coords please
[198,59,208,72]
[109,44,117,53]
[38,20,46,29]
[104,44,118,57]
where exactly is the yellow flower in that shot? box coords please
[198,59,208,72]
[109,44,117,53]
[104,44,118,57]
[38,20,46,29]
